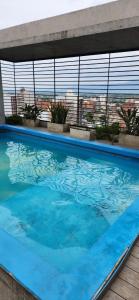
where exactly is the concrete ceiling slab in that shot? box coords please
[0,0,139,62]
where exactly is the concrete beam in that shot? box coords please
[0,0,139,62]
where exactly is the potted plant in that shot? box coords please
[118,107,139,147]
[47,102,69,133]
[70,112,96,140]
[6,114,23,126]
[21,104,43,127]
[96,122,120,143]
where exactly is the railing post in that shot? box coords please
[33,61,36,105]
[54,58,56,102]
[13,62,17,114]
[106,53,111,125]
[77,56,81,125]
[0,61,5,123]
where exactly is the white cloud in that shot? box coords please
[0,0,116,29]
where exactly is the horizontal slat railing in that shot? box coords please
[1,50,139,127]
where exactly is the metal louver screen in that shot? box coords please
[1,50,139,127]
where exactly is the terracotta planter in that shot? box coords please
[47,122,69,133]
[119,133,139,148]
[70,127,96,140]
[23,119,39,127]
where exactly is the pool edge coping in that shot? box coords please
[1,124,139,159]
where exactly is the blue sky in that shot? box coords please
[0,0,116,29]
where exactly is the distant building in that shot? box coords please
[4,93,13,115]
[8,87,139,126]
[65,90,78,124]
[36,99,51,121]
[122,100,135,111]
[11,96,17,115]
[16,88,35,112]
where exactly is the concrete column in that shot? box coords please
[0,61,5,123]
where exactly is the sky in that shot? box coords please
[0,0,116,29]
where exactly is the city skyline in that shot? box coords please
[2,49,139,126]
[4,86,139,128]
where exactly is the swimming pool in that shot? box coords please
[0,125,139,300]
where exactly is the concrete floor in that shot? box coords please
[0,267,36,300]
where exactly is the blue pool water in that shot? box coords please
[0,131,139,299]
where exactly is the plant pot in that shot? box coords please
[39,120,48,128]
[47,122,69,133]
[119,133,139,148]
[109,134,119,143]
[23,119,39,128]
[70,127,96,140]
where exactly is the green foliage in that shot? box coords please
[20,104,43,120]
[99,114,108,126]
[96,122,120,141]
[135,116,139,136]
[84,112,94,123]
[110,122,120,136]
[117,107,139,135]
[49,102,69,124]
[6,115,23,125]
